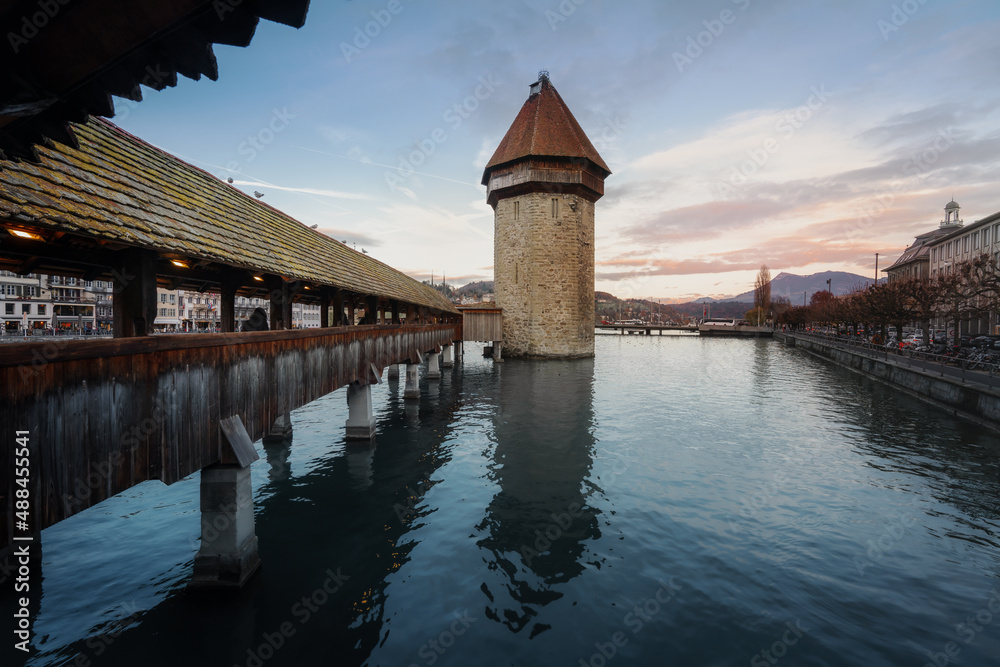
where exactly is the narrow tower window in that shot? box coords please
[513,200,519,220]
[551,198,559,218]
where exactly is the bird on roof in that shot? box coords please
[310,224,318,229]
[254,191,264,198]
[226,177,233,183]
[362,248,369,254]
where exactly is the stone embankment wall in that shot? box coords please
[776,332,1000,430]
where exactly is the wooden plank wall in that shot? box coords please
[462,311,503,342]
[0,324,459,554]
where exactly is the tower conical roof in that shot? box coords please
[481,76,610,185]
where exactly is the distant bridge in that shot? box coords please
[596,324,698,335]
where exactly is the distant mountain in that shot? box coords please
[730,271,876,303]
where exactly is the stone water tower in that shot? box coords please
[482,72,611,358]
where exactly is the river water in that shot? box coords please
[6,333,1000,666]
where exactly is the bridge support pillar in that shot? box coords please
[404,363,420,400]
[493,341,503,363]
[345,381,376,440]
[387,363,400,379]
[441,344,454,368]
[189,463,260,590]
[263,413,293,444]
[427,351,441,379]
[455,341,463,362]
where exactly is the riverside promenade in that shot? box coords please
[776,331,1000,430]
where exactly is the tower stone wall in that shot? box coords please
[494,192,595,357]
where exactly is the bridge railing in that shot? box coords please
[1,323,461,553]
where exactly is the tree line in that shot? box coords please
[773,256,1000,345]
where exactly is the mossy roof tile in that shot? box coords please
[0,118,456,313]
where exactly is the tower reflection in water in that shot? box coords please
[476,357,602,636]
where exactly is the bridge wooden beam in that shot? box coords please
[265,275,292,330]
[112,248,157,338]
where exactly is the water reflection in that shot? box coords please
[263,439,292,482]
[820,364,1000,526]
[476,358,602,636]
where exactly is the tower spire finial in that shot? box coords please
[538,69,549,81]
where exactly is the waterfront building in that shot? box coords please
[48,274,97,331]
[926,202,1000,335]
[883,202,960,283]
[885,200,1000,335]
[154,288,182,331]
[0,272,102,333]
[92,279,114,331]
[0,271,47,332]
[482,72,610,358]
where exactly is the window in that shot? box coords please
[169,294,175,303]
[513,200,519,220]
[160,293,167,303]
[964,236,970,252]
[5,285,14,296]
[22,304,30,314]
[4,304,12,315]
[947,242,952,258]
[974,231,980,249]
[26,286,35,297]
[551,198,559,218]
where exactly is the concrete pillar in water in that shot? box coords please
[493,341,504,363]
[441,344,454,368]
[455,341,463,362]
[387,363,400,379]
[262,413,293,444]
[190,463,260,590]
[345,381,376,440]
[404,363,420,400]
[427,351,442,379]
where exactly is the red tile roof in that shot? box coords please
[482,77,610,183]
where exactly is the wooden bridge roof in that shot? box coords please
[0,0,312,160]
[0,117,457,313]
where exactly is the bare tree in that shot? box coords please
[753,264,772,326]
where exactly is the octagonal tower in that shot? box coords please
[481,72,611,358]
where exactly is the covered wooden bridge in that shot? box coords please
[0,116,461,588]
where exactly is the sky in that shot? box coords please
[114,0,1000,302]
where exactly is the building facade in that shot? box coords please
[885,201,964,283]
[481,73,610,358]
[1,272,102,333]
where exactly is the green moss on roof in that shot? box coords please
[0,118,457,313]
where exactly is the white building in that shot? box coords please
[926,201,1000,335]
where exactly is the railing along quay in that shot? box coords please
[786,332,1000,390]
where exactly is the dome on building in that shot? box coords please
[945,200,960,210]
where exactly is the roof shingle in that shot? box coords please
[0,117,457,313]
